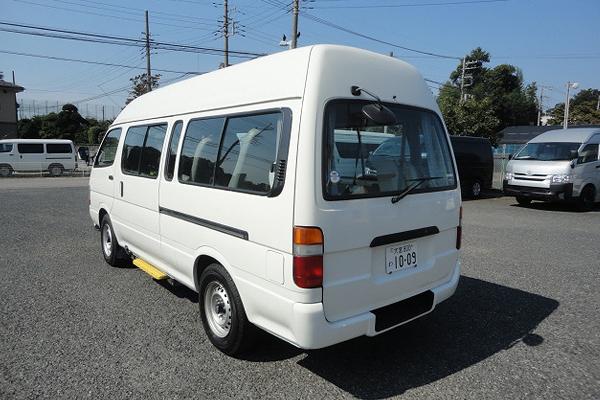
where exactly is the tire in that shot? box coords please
[0,164,12,178]
[100,214,125,266]
[516,196,532,205]
[48,164,64,177]
[470,179,483,199]
[199,263,256,356]
[577,186,596,212]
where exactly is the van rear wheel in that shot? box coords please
[49,164,64,177]
[470,179,483,199]
[199,263,256,356]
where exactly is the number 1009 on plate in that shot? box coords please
[385,242,418,274]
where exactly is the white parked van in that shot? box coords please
[89,45,462,355]
[0,139,77,177]
[503,128,600,211]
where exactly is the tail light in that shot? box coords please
[456,206,462,250]
[293,226,323,288]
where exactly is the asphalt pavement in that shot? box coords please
[0,183,598,399]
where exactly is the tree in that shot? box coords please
[547,88,600,126]
[18,103,110,143]
[43,104,89,141]
[84,118,111,144]
[126,73,161,104]
[438,94,501,144]
[437,47,538,145]
[17,116,43,139]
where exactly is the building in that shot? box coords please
[0,79,25,139]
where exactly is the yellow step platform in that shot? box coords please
[133,258,168,280]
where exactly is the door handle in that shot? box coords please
[108,175,114,180]
[120,181,124,197]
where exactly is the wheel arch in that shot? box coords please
[48,163,64,176]
[581,183,597,201]
[194,254,221,292]
[98,207,109,227]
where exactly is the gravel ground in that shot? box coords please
[0,182,598,399]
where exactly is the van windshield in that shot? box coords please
[513,142,580,161]
[324,100,456,199]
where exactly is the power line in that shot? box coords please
[311,0,510,9]
[10,0,218,29]
[301,13,459,59]
[0,49,202,74]
[0,21,266,58]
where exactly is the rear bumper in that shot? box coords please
[503,181,574,202]
[285,259,461,349]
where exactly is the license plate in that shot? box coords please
[385,242,418,274]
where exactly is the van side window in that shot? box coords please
[0,143,13,152]
[217,113,280,192]
[95,128,122,167]
[179,112,283,195]
[46,143,73,153]
[165,121,183,181]
[179,118,224,184]
[18,143,44,154]
[578,144,599,164]
[122,124,167,178]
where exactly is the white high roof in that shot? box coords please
[530,128,600,143]
[113,45,435,125]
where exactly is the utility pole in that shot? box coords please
[291,0,300,49]
[537,85,552,126]
[145,10,152,92]
[222,0,235,67]
[537,85,544,126]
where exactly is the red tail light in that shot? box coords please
[293,227,323,288]
[293,256,323,288]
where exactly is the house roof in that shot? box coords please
[0,79,25,93]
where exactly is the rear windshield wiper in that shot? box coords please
[391,177,441,204]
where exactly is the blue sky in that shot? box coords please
[2,0,599,120]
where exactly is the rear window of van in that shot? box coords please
[46,143,73,153]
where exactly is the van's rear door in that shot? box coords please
[313,100,460,324]
[319,192,459,323]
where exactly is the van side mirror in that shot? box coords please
[569,150,578,160]
[351,86,397,126]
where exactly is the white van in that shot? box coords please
[503,128,600,211]
[0,139,77,177]
[89,45,462,355]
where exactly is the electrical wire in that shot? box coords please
[0,49,203,74]
[0,21,266,58]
